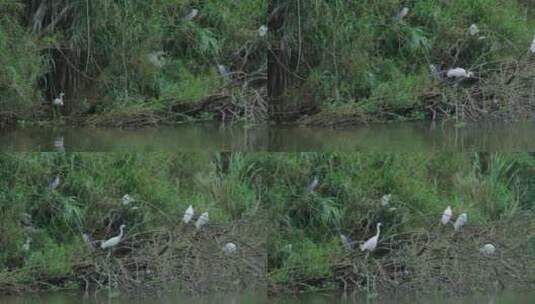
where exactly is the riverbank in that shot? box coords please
[1,153,534,296]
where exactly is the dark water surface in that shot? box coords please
[1,121,535,151]
[1,290,534,304]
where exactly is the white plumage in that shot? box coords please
[184,9,199,21]
[530,35,535,53]
[380,194,391,206]
[195,212,209,230]
[479,243,496,256]
[397,7,409,21]
[223,242,237,255]
[101,224,126,249]
[53,92,65,106]
[360,223,382,252]
[447,68,474,79]
[183,205,194,223]
[441,206,452,225]
[469,24,479,36]
[453,213,467,231]
[122,194,133,205]
[22,238,31,252]
[258,25,268,37]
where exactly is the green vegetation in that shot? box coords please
[0,1,266,126]
[274,0,535,125]
[1,153,534,294]
[4,1,535,126]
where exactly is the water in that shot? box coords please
[1,291,534,304]
[2,121,535,151]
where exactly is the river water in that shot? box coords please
[1,290,534,304]
[1,121,535,151]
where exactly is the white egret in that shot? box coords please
[453,213,467,231]
[446,68,474,79]
[121,194,133,206]
[100,224,126,250]
[469,24,479,36]
[360,223,382,252]
[380,194,391,207]
[48,175,60,190]
[530,35,535,53]
[183,205,194,223]
[305,176,319,193]
[397,7,409,21]
[195,212,209,230]
[340,234,354,252]
[53,92,65,106]
[441,206,452,225]
[184,9,199,21]
[480,243,496,256]
[258,25,268,37]
[223,242,237,255]
[22,238,31,252]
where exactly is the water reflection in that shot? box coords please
[1,121,535,151]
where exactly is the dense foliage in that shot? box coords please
[1,153,534,293]
[277,0,535,123]
[0,0,266,123]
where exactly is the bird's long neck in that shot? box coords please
[375,225,381,238]
[118,226,124,239]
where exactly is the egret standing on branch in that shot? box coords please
[441,206,452,225]
[360,223,382,253]
[183,205,194,224]
[101,224,126,250]
[453,213,467,231]
[195,212,209,230]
